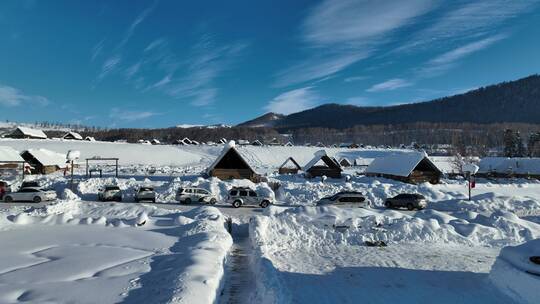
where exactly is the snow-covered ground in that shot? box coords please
[0,139,539,303]
[0,200,232,304]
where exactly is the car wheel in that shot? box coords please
[407,203,414,211]
[384,201,392,208]
[184,198,191,204]
[260,200,270,208]
[135,198,139,203]
[33,196,42,203]
[232,200,242,208]
[4,196,13,203]
[209,198,217,205]
[116,197,122,202]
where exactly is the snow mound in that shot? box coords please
[490,239,540,304]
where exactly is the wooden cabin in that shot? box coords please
[62,131,83,140]
[20,149,67,174]
[339,158,352,167]
[7,127,47,139]
[251,140,263,146]
[278,157,302,175]
[477,157,540,179]
[365,152,441,184]
[304,150,342,178]
[206,141,260,182]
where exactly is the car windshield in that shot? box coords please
[106,186,120,191]
[140,187,153,191]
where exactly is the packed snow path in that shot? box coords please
[219,223,256,304]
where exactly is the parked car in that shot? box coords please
[176,187,217,204]
[385,193,427,210]
[135,186,156,203]
[226,187,273,208]
[98,185,123,202]
[3,187,57,203]
[20,181,41,189]
[316,191,369,208]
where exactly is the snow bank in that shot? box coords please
[490,239,540,304]
[0,202,232,304]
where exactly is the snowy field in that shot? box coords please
[0,139,539,303]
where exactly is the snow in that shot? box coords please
[249,205,533,303]
[0,139,539,302]
[490,239,540,304]
[1,139,204,166]
[13,127,47,139]
[0,146,24,162]
[62,131,83,140]
[366,151,436,177]
[0,201,232,304]
[24,148,67,167]
[479,157,540,175]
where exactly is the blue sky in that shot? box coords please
[1,0,539,128]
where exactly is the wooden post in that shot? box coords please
[86,159,89,177]
[115,159,118,177]
[467,172,471,201]
[70,160,74,191]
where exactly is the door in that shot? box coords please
[248,191,258,205]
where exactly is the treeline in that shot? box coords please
[290,122,540,148]
[81,127,284,143]
[53,122,540,157]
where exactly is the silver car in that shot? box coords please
[176,187,217,204]
[98,185,123,202]
[3,187,57,203]
[316,191,370,208]
[385,194,427,210]
[135,186,156,203]
[226,187,273,208]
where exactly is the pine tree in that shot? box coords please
[503,129,515,157]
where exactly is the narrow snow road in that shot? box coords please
[219,223,255,304]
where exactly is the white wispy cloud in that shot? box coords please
[109,108,160,121]
[0,84,50,107]
[264,87,321,115]
[397,0,538,53]
[419,34,506,77]
[367,78,413,92]
[344,75,369,83]
[98,55,121,80]
[91,39,105,62]
[275,0,436,87]
[97,2,157,81]
[152,34,248,106]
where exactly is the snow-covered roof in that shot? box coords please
[62,131,83,140]
[14,126,47,139]
[23,149,67,167]
[366,151,439,177]
[339,158,352,166]
[430,156,460,174]
[279,157,301,170]
[478,157,540,175]
[206,141,257,174]
[0,146,24,162]
[303,150,341,171]
[354,158,374,166]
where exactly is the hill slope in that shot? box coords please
[241,75,540,129]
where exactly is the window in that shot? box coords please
[239,190,248,197]
[177,188,184,193]
[197,189,207,194]
[230,190,238,196]
[185,189,192,193]
[338,196,352,203]
[249,191,257,197]
[21,188,36,193]
[349,196,365,203]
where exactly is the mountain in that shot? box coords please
[240,75,540,129]
[238,112,285,128]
